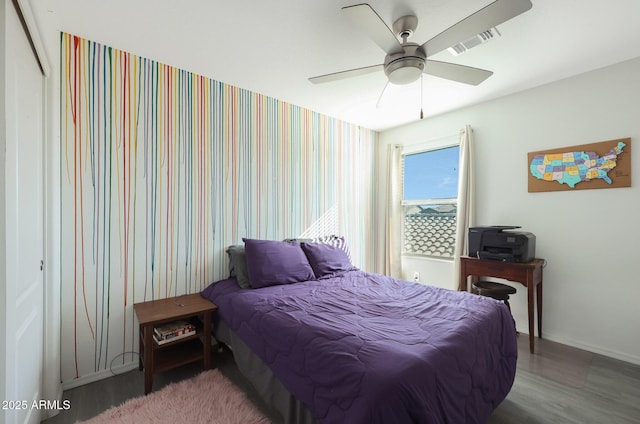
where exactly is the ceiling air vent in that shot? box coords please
[447,28,501,56]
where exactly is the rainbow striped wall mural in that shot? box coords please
[60,33,378,383]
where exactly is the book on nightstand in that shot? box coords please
[153,320,196,345]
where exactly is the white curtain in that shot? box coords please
[384,144,403,278]
[452,125,475,290]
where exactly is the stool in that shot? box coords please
[472,280,517,311]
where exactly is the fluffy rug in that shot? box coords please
[79,369,269,424]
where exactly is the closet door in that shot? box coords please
[2,0,45,422]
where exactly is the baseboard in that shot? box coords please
[540,333,640,366]
[62,361,139,391]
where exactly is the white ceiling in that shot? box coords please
[36,0,640,131]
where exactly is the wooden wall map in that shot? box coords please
[528,138,631,192]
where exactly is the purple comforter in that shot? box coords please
[201,270,517,424]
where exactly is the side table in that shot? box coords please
[459,256,545,353]
[133,293,217,394]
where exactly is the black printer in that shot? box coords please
[468,226,536,263]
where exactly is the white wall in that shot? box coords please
[379,57,640,365]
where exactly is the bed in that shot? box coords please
[201,238,517,424]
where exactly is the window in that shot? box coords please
[402,144,460,258]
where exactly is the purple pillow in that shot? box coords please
[301,241,357,278]
[243,238,316,288]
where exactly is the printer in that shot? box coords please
[468,226,536,263]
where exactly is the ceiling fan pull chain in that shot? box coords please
[420,75,424,119]
[376,81,390,109]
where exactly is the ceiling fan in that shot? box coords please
[309,0,533,87]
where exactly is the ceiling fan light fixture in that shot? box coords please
[384,45,427,85]
[385,59,424,84]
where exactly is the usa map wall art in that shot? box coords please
[528,138,631,192]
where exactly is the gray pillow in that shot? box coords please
[226,245,251,289]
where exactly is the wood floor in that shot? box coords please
[489,336,640,423]
[44,335,640,423]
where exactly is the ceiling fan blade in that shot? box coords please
[422,0,532,57]
[342,3,404,55]
[309,64,383,84]
[424,60,493,85]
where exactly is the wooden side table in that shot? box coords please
[133,293,217,394]
[459,256,545,353]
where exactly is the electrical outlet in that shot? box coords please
[413,272,420,282]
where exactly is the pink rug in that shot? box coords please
[80,369,269,424]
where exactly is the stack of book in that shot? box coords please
[153,320,196,345]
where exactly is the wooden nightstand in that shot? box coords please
[133,293,217,394]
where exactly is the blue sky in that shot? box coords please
[404,145,460,200]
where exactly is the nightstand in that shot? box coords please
[133,293,217,394]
